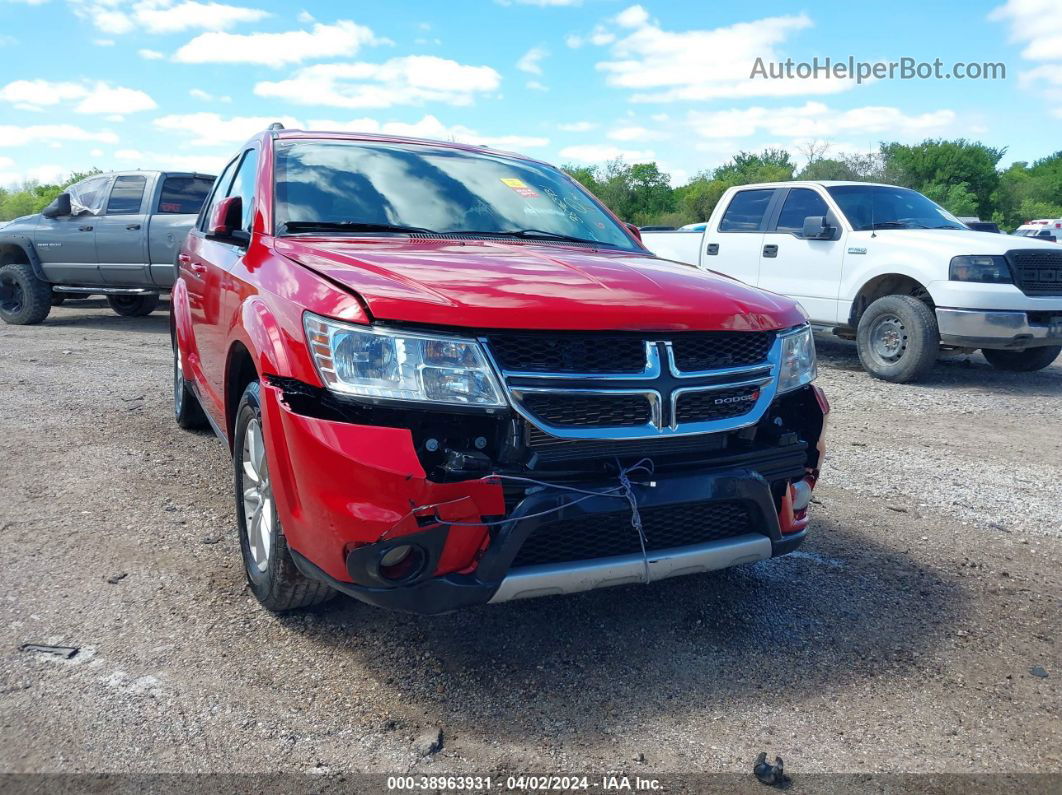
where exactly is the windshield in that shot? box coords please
[826,185,966,231]
[273,140,638,250]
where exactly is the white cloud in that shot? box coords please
[72,0,268,35]
[607,125,666,142]
[558,144,655,162]
[306,114,548,150]
[687,102,957,140]
[990,0,1062,61]
[0,124,119,147]
[516,45,548,75]
[94,38,115,46]
[504,0,582,5]
[254,56,501,108]
[153,113,302,146]
[526,80,548,91]
[114,148,226,173]
[0,79,155,114]
[174,20,385,65]
[592,7,858,102]
[138,48,164,59]
[4,0,49,4]
[189,88,231,102]
[558,121,596,132]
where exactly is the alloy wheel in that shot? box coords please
[241,418,273,573]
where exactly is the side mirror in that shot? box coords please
[207,196,249,245]
[42,192,72,218]
[625,223,642,243]
[801,215,835,240]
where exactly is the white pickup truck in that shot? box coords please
[642,181,1062,382]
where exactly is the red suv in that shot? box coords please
[172,127,828,614]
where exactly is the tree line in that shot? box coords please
[2,140,1060,230]
[563,139,1062,231]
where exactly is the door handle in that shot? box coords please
[177,254,192,265]
[763,244,778,258]
[706,243,719,255]
[78,225,93,232]
[126,224,141,231]
[188,262,207,275]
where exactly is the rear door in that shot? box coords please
[33,174,112,285]
[147,174,215,288]
[758,187,846,323]
[701,188,778,286]
[95,174,151,286]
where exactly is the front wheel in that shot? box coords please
[107,294,159,317]
[856,295,939,383]
[0,262,52,325]
[234,381,335,612]
[982,346,1061,372]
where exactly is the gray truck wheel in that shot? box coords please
[108,294,159,317]
[0,262,52,325]
[856,295,939,383]
[982,346,1061,372]
[234,381,336,612]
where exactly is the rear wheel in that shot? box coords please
[173,332,209,430]
[0,262,52,325]
[234,381,335,612]
[107,294,159,317]
[856,295,939,383]
[982,346,1061,372]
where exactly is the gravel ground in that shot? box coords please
[0,300,1059,785]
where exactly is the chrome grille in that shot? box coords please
[483,330,788,440]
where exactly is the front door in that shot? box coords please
[33,174,113,285]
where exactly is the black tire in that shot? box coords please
[172,332,209,430]
[982,346,1061,372]
[0,262,52,325]
[856,294,939,383]
[234,381,335,612]
[107,294,159,317]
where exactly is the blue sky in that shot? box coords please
[0,0,1060,188]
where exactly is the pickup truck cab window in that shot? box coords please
[158,176,213,215]
[106,175,147,215]
[273,140,639,250]
[718,189,775,233]
[774,188,830,234]
[826,184,965,231]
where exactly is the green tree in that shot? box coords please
[881,139,1005,219]
[713,148,795,184]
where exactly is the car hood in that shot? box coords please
[273,237,806,332]
[864,228,1060,256]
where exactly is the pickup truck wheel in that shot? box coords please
[173,335,208,430]
[107,294,159,317]
[234,381,336,612]
[856,295,939,383]
[0,262,52,325]
[982,346,1061,372]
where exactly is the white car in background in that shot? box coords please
[642,181,1062,382]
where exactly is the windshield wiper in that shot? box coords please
[449,228,615,247]
[278,221,439,235]
[869,220,929,230]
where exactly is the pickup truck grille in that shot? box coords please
[511,500,752,567]
[1008,250,1062,296]
[483,330,784,440]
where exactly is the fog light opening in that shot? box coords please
[791,479,813,512]
[377,544,427,582]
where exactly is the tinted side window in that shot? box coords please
[775,188,829,233]
[199,158,238,232]
[158,176,214,214]
[106,175,147,215]
[227,149,258,232]
[719,189,774,232]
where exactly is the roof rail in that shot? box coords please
[268,122,285,131]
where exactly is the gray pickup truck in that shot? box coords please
[0,170,215,325]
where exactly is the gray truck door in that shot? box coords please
[147,175,214,288]
[96,174,151,286]
[32,174,112,285]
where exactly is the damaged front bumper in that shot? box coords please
[262,379,828,616]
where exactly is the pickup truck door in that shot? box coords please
[701,188,778,286]
[95,174,152,286]
[757,187,845,324]
[147,175,216,288]
[32,174,113,286]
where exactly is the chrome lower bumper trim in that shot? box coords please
[488,533,772,604]
[936,307,1062,349]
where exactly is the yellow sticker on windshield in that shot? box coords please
[500,178,528,188]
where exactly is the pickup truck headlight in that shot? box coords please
[949,255,1012,284]
[777,325,817,393]
[303,313,506,407]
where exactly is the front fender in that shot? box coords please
[0,233,47,282]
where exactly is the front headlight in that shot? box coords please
[303,313,506,407]
[777,325,817,393]
[949,255,1012,284]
